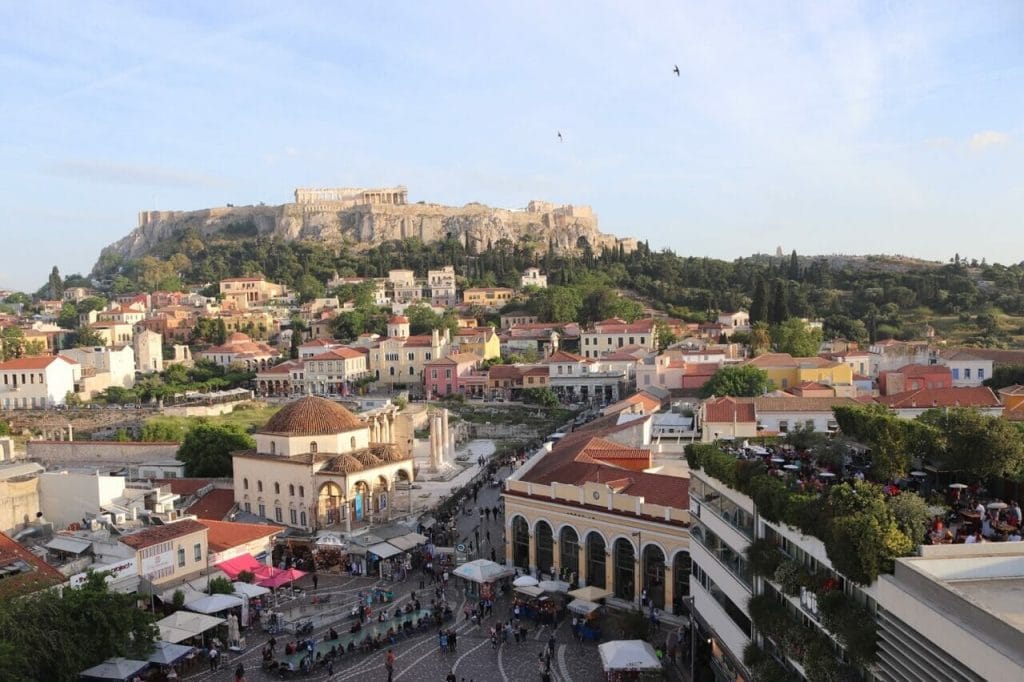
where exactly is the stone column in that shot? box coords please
[429,416,439,473]
[605,552,614,593]
[504,520,513,566]
[529,530,537,575]
[664,565,674,612]
[344,501,352,533]
[551,537,560,574]
[578,544,587,586]
[441,409,450,460]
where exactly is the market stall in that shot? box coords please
[78,657,148,682]
[569,599,603,641]
[598,640,663,681]
[155,611,225,645]
[452,559,514,598]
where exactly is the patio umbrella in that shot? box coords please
[567,599,602,615]
[987,501,1008,510]
[147,641,192,666]
[568,585,613,601]
[538,579,571,593]
[451,559,514,584]
[79,657,149,681]
[948,483,968,489]
[513,575,539,587]
[257,567,306,589]
[598,640,661,672]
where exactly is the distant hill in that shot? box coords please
[94,187,636,269]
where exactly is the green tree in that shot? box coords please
[654,319,678,352]
[141,418,186,442]
[917,407,1024,479]
[176,422,255,477]
[771,318,823,356]
[296,273,326,302]
[207,576,235,594]
[73,326,106,348]
[749,321,772,356]
[1,326,26,360]
[700,365,772,398]
[825,481,914,584]
[48,265,64,299]
[886,491,932,545]
[0,570,157,681]
[521,387,559,408]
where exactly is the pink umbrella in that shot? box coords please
[256,566,306,589]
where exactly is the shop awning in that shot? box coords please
[217,553,264,580]
[185,593,244,615]
[367,542,403,559]
[79,656,148,681]
[515,585,545,598]
[147,641,193,666]
[159,585,207,604]
[388,532,427,552]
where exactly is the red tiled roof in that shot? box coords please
[196,519,282,552]
[489,365,522,380]
[684,362,720,375]
[388,316,409,324]
[187,489,238,521]
[0,531,67,599]
[893,364,950,377]
[119,519,207,549]
[703,397,757,423]
[745,353,798,368]
[878,386,1001,409]
[261,396,363,434]
[153,479,212,497]
[403,336,435,347]
[0,355,75,370]
[544,350,586,363]
[999,385,1024,397]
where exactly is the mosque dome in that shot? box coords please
[261,396,363,435]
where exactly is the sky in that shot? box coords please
[0,1,1022,291]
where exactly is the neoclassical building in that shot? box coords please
[503,418,691,612]
[232,396,412,533]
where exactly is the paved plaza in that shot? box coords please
[181,454,607,682]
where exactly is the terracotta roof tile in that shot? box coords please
[0,355,75,370]
[753,396,861,412]
[196,519,282,552]
[0,531,66,599]
[260,396,363,435]
[119,519,207,549]
[187,489,238,521]
[877,386,1001,409]
[703,397,757,423]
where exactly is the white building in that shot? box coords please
[60,345,136,396]
[428,266,457,307]
[520,267,548,289]
[303,347,369,395]
[717,311,750,332]
[936,349,993,387]
[0,355,79,409]
[133,326,163,374]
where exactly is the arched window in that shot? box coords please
[257,480,263,492]
[310,441,318,454]
[512,516,530,569]
[243,478,249,490]
[535,521,554,576]
[613,538,636,601]
[299,486,305,497]
[270,441,276,455]
[586,532,606,589]
[300,511,307,527]
[559,527,579,584]
[274,482,280,494]
[289,484,295,496]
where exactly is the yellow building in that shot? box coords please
[452,326,500,361]
[232,396,412,533]
[745,353,853,392]
[119,519,210,591]
[504,425,691,611]
[219,277,287,309]
[463,287,515,309]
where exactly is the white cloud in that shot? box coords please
[968,130,1010,150]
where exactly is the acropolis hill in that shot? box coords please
[98,186,637,263]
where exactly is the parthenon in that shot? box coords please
[294,186,408,207]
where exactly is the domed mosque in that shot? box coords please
[232,396,411,533]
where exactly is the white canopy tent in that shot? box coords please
[156,611,225,644]
[515,585,545,598]
[367,542,403,559]
[539,579,571,593]
[568,585,613,601]
[452,559,515,584]
[598,640,662,673]
[568,599,602,615]
[513,575,540,588]
[79,657,148,681]
[232,581,271,599]
[185,593,244,615]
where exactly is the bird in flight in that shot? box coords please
[673,64,680,76]
[557,131,563,142]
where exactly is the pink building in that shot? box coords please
[424,352,482,397]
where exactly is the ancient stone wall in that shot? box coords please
[26,440,179,466]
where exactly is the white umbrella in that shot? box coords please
[451,559,515,584]
[987,501,1008,510]
[568,599,601,615]
[513,575,539,587]
[928,505,948,516]
[598,640,662,672]
[539,579,571,593]
[948,483,968,489]
[568,585,613,601]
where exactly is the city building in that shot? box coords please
[428,266,457,307]
[745,353,854,394]
[936,349,993,387]
[232,396,411,532]
[303,347,369,395]
[463,287,515,309]
[580,318,681,359]
[0,355,79,409]
[388,269,421,304]
[59,345,136,398]
[878,364,952,396]
[450,326,500,361]
[717,311,750,332]
[504,421,691,611]
[219,276,287,308]
[119,519,210,591]
[520,267,548,289]
[876,386,1003,419]
[0,530,67,599]
[424,352,482,397]
[368,323,449,392]
[133,326,164,374]
[198,331,281,370]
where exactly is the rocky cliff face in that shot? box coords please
[98,198,636,267]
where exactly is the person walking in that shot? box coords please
[312,573,318,591]
[385,648,396,682]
